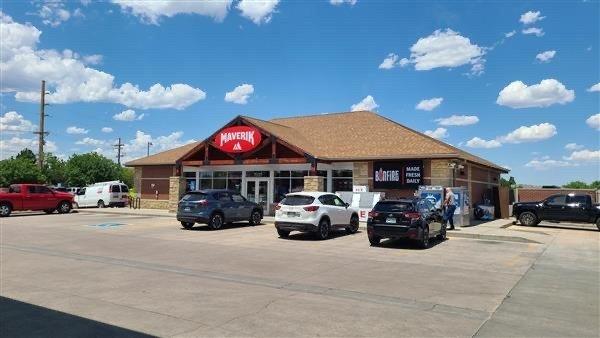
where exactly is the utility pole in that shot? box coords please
[34,80,49,169]
[147,142,153,157]
[114,137,124,165]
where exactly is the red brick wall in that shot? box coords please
[517,189,597,203]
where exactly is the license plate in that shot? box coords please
[287,212,300,217]
[386,217,396,224]
[184,207,191,212]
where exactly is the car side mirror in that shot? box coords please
[345,202,350,208]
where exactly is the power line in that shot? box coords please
[33,80,49,169]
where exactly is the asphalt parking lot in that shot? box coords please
[1,212,598,337]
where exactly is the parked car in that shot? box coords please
[0,184,74,217]
[176,189,263,230]
[274,192,360,240]
[73,181,129,208]
[366,198,445,248]
[513,193,600,231]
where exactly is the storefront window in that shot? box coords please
[332,169,353,192]
[184,172,197,192]
[228,178,242,192]
[246,171,270,178]
[199,179,212,190]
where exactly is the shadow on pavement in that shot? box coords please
[283,230,363,241]
[0,296,152,338]
[375,237,447,250]
[182,222,261,231]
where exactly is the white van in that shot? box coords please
[74,181,129,208]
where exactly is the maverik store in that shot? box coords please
[126,111,508,217]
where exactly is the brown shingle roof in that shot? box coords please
[126,111,507,172]
[124,141,200,166]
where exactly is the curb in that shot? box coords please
[446,232,541,244]
[75,210,175,218]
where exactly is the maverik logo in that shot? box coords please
[374,168,400,182]
[214,126,262,153]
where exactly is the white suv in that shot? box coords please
[274,192,360,240]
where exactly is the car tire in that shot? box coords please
[181,221,194,229]
[436,223,447,241]
[368,235,381,246]
[519,212,538,226]
[57,201,72,214]
[315,218,330,240]
[346,215,359,234]
[596,218,600,232]
[249,210,262,226]
[44,209,55,214]
[0,203,12,217]
[277,228,290,238]
[209,213,224,230]
[97,200,106,208]
[420,226,430,249]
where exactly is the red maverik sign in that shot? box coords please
[214,126,262,153]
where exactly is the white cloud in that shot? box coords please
[505,30,516,38]
[113,109,144,121]
[403,29,485,74]
[224,83,254,104]
[82,54,103,65]
[500,123,557,143]
[424,127,448,140]
[496,79,575,108]
[236,0,280,25]
[101,127,113,133]
[1,12,206,110]
[415,97,443,111]
[379,53,399,70]
[501,164,512,171]
[75,137,106,146]
[520,11,545,25]
[525,159,573,170]
[587,83,600,92]
[350,95,378,111]
[0,136,57,160]
[436,115,479,126]
[535,50,556,63]
[564,149,600,162]
[66,126,88,134]
[330,0,357,5]
[111,0,233,24]
[0,111,35,134]
[122,130,195,162]
[465,137,502,148]
[585,113,600,130]
[522,27,544,37]
[565,143,584,151]
[36,0,73,27]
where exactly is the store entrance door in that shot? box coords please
[246,179,269,215]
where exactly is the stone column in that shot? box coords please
[168,176,186,212]
[352,162,369,187]
[429,160,453,187]
[133,167,142,197]
[304,176,325,192]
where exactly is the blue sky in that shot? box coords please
[0,0,598,185]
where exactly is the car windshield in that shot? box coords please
[281,195,315,206]
[181,193,208,201]
[121,185,129,193]
[374,202,414,212]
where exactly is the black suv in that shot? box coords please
[367,198,445,248]
[176,189,263,230]
[513,193,600,231]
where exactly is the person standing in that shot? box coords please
[443,187,457,230]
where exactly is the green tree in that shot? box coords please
[562,181,590,189]
[0,157,45,186]
[43,154,67,185]
[590,181,600,190]
[119,167,134,188]
[15,148,37,163]
[65,152,122,187]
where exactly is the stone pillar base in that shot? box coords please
[168,176,186,212]
[304,176,325,192]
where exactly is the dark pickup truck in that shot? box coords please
[513,193,600,231]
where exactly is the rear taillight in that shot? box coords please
[193,199,208,206]
[368,211,379,218]
[303,205,319,212]
[405,212,420,219]
[275,204,281,210]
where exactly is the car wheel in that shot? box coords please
[249,210,262,226]
[97,200,105,208]
[209,213,224,230]
[346,215,359,234]
[420,226,430,249]
[436,223,447,241]
[0,203,12,217]
[181,221,194,229]
[596,218,600,232]
[44,209,55,214]
[519,212,538,226]
[368,235,381,246]
[57,201,72,214]
[277,228,290,238]
[315,218,330,240]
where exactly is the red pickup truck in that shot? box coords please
[0,184,74,217]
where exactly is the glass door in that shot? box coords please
[246,179,269,215]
